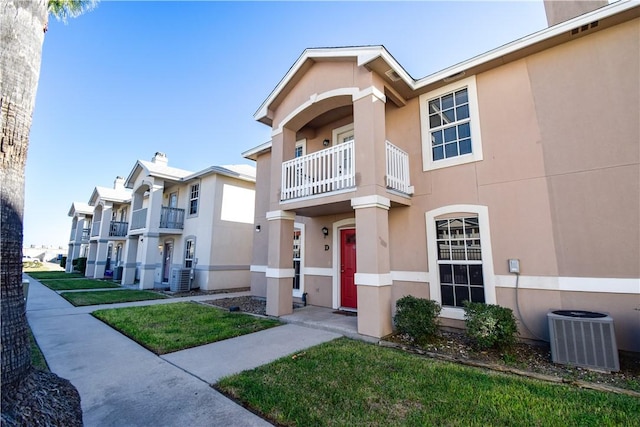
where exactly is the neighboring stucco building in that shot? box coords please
[65,202,93,273]
[85,176,132,279]
[121,152,256,291]
[243,1,640,351]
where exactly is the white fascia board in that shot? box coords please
[242,140,273,160]
[184,166,256,183]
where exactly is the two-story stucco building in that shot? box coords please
[243,1,640,351]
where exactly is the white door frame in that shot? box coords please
[332,217,356,309]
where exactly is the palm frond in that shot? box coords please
[48,0,98,23]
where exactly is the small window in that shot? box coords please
[189,183,199,215]
[420,76,483,171]
[184,239,195,268]
[293,229,301,291]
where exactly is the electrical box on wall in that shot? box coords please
[508,259,520,274]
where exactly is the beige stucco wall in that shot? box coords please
[527,19,640,279]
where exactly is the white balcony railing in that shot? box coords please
[81,228,90,242]
[385,141,413,195]
[131,208,147,230]
[281,140,355,201]
[91,220,101,237]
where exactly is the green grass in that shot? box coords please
[217,338,640,427]
[93,302,281,354]
[40,278,121,291]
[61,289,167,306]
[29,329,49,372]
[28,271,84,280]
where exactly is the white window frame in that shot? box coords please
[420,75,483,171]
[184,237,196,269]
[332,123,354,146]
[189,182,200,216]
[292,222,305,298]
[294,139,306,158]
[425,205,495,320]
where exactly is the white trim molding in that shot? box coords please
[274,88,360,135]
[266,268,295,279]
[351,195,391,210]
[353,86,386,103]
[390,270,429,283]
[355,273,393,287]
[266,210,295,221]
[303,267,333,277]
[250,265,267,273]
[495,275,640,294]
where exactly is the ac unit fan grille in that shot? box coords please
[548,312,619,372]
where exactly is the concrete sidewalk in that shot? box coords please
[26,276,341,426]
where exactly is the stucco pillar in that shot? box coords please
[93,205,114,279]
[138,233,160,289]
[86,241,97,278]
[146,182,165,231]
[352,195,393,338]
[353,82,387,193]
[265,210,295,316]
[122,236,139,286]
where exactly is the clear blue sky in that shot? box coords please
[24,0,547,248]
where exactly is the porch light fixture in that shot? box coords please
[255,224,261,232]
[322,227,329,237]
[322,139,330,147]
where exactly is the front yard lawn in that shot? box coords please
[61,290,166,306]
[40,278,121,291]
[93,302,280,354]
[216,338,639,427]
[28,271,84,280]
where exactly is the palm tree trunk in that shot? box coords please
[1,0,48,394]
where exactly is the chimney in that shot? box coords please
[114,176,125,190]
[151,151,168,166]
[543,1,608,27]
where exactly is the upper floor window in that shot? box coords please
[420,76,483,171]
[189,183,199,215]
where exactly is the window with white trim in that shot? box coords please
[189,183,199,215]
[426,205,495,320]
[184,239,195,268]
[420,76,483,171]
[293,228,301,291]
[436,217,484,307]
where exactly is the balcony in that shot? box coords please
[280,140,412,202]
[81,228,90,243]
[109,221,128,237]
[131,208,147,230]
[130,207,185,231]
[91,220,101,237]
[160,206,185,229]
[385,141,413,195]
[281,140,355,201]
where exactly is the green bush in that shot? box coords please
[73,257,87,275]
[463,301,518,350]
[393,296,441,345]
[60,256,67,268]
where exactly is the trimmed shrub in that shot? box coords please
[393,296,441,345]
[73,257,87,275]
[60,256,67,268]
[463,301,518,350]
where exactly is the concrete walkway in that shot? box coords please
[26,276,341,426]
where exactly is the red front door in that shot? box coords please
[340,229,357,309]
